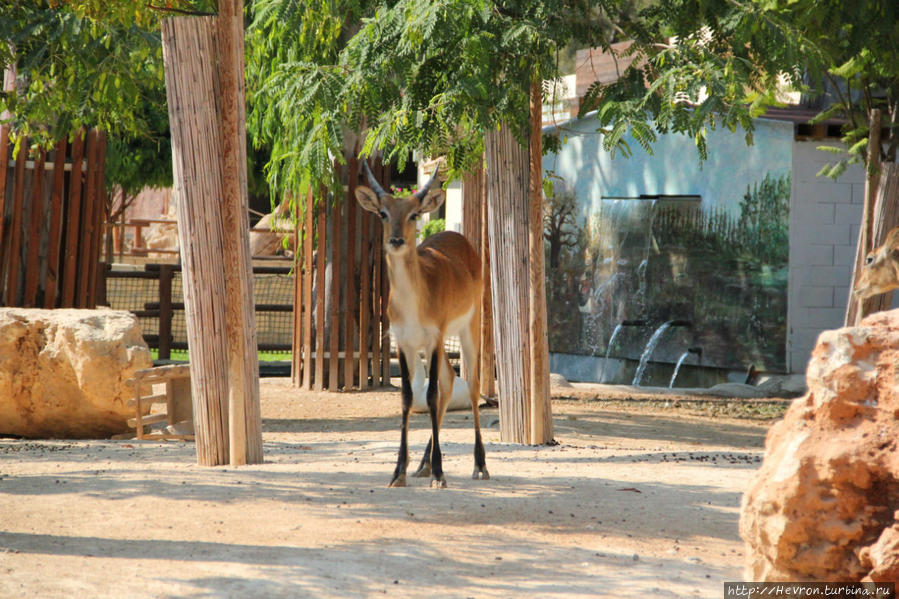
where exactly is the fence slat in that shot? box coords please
[77,130,99,307]
[61,131,85,307]
[23,148,46,307]
[44,138,67,308]
[314,189,326,391]
[380,161,391,384]
[358,207,371,389]
[344,158,358,389]
[0,125,10,264]
[5,135,27,306]
[302,188,314,389]
[88,131,107,306]
[371,199,382,386]
[329,193,341,389]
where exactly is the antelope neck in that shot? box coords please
[386,249,424,317]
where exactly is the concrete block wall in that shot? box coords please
[788,140,865,373]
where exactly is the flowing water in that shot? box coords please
[668,351,692,388]
[632,321,676,386]
[598,323,625,383]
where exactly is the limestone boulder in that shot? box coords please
[0,308,152,438]
[740,308,899,582]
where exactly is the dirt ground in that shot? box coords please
[0,378,779,598]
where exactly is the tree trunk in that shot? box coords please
[850,163,899,319]
[162,17,230,466]
[528,81,552,444]
[217,1,263,465]
[846,109,883,326]
[485,119,553,444]
[161,14,262,466]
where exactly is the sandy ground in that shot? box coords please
[0,378,776,598]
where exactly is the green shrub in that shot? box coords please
[419,218,445,240]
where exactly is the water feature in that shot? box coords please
[598,319,648,383]
[669,347,703,388]
[632,320,691,386]
[598,323,624,384]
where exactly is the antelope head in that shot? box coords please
[354,161,445,255]
[854,226,899,299]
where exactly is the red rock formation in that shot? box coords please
[740,308,899,581]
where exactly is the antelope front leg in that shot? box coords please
[389,351,414,487]
[426,348,447,488]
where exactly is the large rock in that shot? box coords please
[740,308,899,582]
[0,308,152,438]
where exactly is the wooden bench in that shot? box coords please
[124,364,194,441]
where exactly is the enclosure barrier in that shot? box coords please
[105,263,294,360]
[0,126,107,308]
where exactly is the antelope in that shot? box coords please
[854,226,899,299]
[355,160,489,488]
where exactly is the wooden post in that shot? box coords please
[344,158,358,388]
[158,264,174,361]
[5,134,26,306]
[846,109,883,326]
[528,80,553,444]
[302,188,314,389]
[0,125,10,268]
[358,207,371,389]
[856,163,899,317]
[61,132,85,308]
[44,138,67,308]
[329,196,342,389]
[162,17,231,466]
[23,148,45,307]
[217,0,263,466]
[315,192,327,390]
[485,123,533,444]
[479,172,496,398]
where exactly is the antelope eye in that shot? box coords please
[378,210,388,220]
[865,255,875,265]
[409,212,419,222]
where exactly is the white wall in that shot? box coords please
[788,140,865,372]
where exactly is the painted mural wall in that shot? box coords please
[543,116,793,384]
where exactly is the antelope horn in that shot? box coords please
[361,159,388,198]
[414,160,442,199]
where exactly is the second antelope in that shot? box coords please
[855,226,899,299]
[355,160,489,488]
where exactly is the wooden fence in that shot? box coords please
[105,263,294,360]
[0,126,107,308]
[293,158,392,390]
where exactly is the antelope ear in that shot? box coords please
[887,226,899,250]
[355,186,381,213]
[418,188,446,214]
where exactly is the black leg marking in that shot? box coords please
[413,438,432,478]
[389,351,414,487]
[472,430,489,480]
[426,349,446,488]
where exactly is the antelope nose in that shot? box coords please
[389,237,405,248]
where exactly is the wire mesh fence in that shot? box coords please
[105,264,294,361]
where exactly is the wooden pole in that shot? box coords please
[302,188,314,389]
[485,123,532,444]
[44,138,67,308]
[162,17,230,466]
[528,80,552,444]
[846,108,882,326]
[857,163,899,317]
[217,0,263,465]
[23,148,45,307]
[344,158,358,388]
[479,169,496,398]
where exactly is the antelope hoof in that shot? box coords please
[388,474,407,488]
[472,468,490,481]
[430,476,447,489]
[413,464,432,478]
